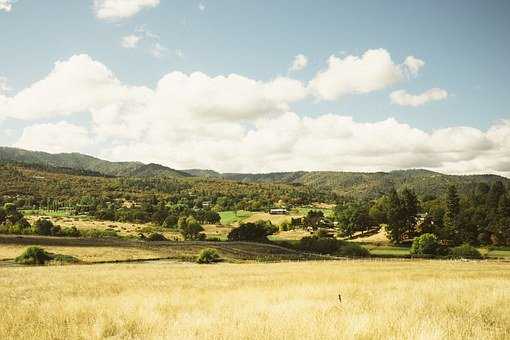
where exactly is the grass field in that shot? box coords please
[1,260,509,339]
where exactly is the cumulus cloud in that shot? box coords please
[93,0,159,20]
[390,88,448,107]
[309,49,424,100]
[198,2,205,11]
[0,54,153,120]
[14,122,93,154]
[289,54,308,72]
[121,35,141,48]
[5,54,509,177]
[0,0,13,12]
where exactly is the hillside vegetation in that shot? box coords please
[1,147,509,200]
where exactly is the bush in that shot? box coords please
[206,237,221,242]
[196,248,221,264]
[227,221,275,242]
[51,254,80,264]
[80,228,119,238]
[146,232,168,241]
[179,217,205,240]
[451,244,482,259]
[15,247,52,265]
[33,218,55,236]
[410,233,439,255]
[299,236,340,254]
[337,243,370,257]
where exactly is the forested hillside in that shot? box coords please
[0,147,188,178]
[221,169,509,199]
[1,147,509,200]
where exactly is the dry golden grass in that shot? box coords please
[1,260,509,339]
[0,244,163,262]
[243,211,296,225]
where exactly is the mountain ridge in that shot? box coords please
[1,146,508,199]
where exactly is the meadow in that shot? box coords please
[1,260,509,339]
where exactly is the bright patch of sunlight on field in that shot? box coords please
[1,260,509,339]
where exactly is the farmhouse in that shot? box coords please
[269,208,288,215]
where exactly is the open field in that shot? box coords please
[0,235,323,264]
[1,260,509,339]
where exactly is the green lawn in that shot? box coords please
[219,210,253,225]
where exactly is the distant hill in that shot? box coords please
[220,169,510,198]
[0,147,189,178]
[2,146,509,199]
[128,163,192,178]
[183,169,222,178]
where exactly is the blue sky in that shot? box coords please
[1,1,509,174]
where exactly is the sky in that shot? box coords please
[0,0,509,175]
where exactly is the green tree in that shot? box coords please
[335,201,372,238]
[410,233,439,255]
[401,188,419,237]
[443,185,460,245]
[385,188,407,244]
[179,217,205,240]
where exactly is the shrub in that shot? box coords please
[146,232,168,241]
[337,243,370,257]
[80,228,119,238]
[179,217,205,240]
[60,226,81,237]
[51,254,80,264]
[315,228,334,238]
[451,244,482,259]
[33,218,54,236]
[196,248,221,264]
[227,221,275,242]
[15,247,52,265]
[206,237,221,242]
[299,236,340,254]
[410,233,439,255]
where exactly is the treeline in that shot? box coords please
[0,163,333,213]
[334,181,510,246]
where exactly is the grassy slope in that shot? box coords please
[0,235,324,264]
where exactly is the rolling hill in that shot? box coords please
[0,147,188,178]
[1,146,509,199]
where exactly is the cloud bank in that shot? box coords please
[1,52,507,176]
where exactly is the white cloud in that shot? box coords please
[198,2,205,11]
[309,49,424,100]
[14,122,92,154]
[0,54,153,120]
[93,0,159,20]
[403,56,425,77]
[390,88,448,107]
[5,54,510,177]
[175,49,184,59]
[121,35,141,48]
[0,0,13,12]
[289,54,308,72]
